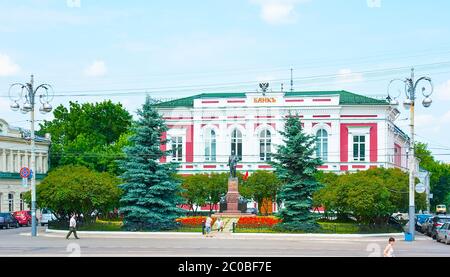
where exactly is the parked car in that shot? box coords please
[0,213,20,229]
[436,222,450,245]
[12,211,33,227]
[39,208,57,226]
[430,215,450,239]
[422,217,435,235]
[436,205,447,215]
[392,212,409,221]
[416,214,433,232]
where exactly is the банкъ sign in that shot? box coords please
[253,97,277,104]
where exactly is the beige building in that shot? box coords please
[0,119,50,212]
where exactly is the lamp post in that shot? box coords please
[8,75,54,237]
[387,68,433,241]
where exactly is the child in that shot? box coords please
[383,237,395,257]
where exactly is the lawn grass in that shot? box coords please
[235,222,401,234]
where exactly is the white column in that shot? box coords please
[43,155,48,173]
[1,149,6,172]
[16,151,21,172]
[36,152,41,173]
[9,149,14,172]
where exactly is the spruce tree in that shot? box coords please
[119,97,183,231]
[270,115,323,231]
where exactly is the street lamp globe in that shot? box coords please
[403,99,412,110]
[23,102,33,112]
[39,105,46,114]
[10,101,20,111]
[42,102,52,113]
[422,97,432,108]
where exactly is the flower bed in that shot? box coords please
[236,216,282,228]
[176,216,216,228]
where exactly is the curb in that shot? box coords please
[46,229,201,236]
[45,228,404,239]
[232,233,405,238]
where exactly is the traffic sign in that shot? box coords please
[19,167,31,179]
[415,183,425,194]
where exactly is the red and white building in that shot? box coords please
[155,90,409,176]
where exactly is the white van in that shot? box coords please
[39,208,57,226]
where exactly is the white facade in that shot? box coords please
[155,90,410,175]
[0,119,50,212]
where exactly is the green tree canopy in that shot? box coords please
[415,142,450,208]
[245,171,281,215]
[180,174,209,214]
[314,168,426,223]
[38,100,133,174]
[24,165,122,221]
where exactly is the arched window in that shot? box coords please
[230,129,242,160]
[205,129,216,161]
[316,129,328,161]
[259,129,272,162]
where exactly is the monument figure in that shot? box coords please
[228,150,238,178]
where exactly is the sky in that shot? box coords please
[0,0,450,162]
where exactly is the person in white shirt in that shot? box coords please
[205,216,213,236]
[215,217,224,232]
[66,214,80,239]
[383,237,395,257]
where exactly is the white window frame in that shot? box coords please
[170,136,183,162]
[204,129,217,162]
[316,129,329,162]
[230,128,243,161]
[347,127,370,163]
[259,129,272,162]
[352,135,366,162]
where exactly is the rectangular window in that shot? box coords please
[353,135,366,161]
[171,137,183,162]
[8,193,14,212]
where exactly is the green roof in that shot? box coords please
[154,90,387,108]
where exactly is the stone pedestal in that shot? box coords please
[213,177,256,218]
[224,177,240,214]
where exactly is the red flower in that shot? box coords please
[236,216,281,228]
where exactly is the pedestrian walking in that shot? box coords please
[215,217,224,232]
[383,237,395,257]
[201,219,206,235]
[205,215,213,237]
[66,214,80,240]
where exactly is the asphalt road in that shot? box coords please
[0,226,449,257]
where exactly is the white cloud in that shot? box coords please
[84,60,107,77]
[0,53,20,76]
[336,69,364,84]
[251,0,310,25]
[436,80,450,101]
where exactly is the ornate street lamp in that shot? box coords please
[387,68,433,242]
[8,75,54,237]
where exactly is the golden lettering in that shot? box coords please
[253,97,277,103]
